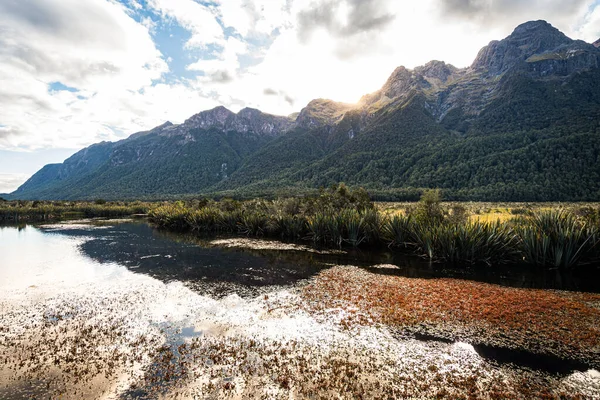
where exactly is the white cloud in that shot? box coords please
[184,0,497,115]
[0,0,167,92]
[148,0,224,48]
[218,0,255,37]
[434,0,593,36]
[217,0,292,37]
[0,0,224,151]
[187,36,249,84]
[575,3,600,42]
[193,0,600,116]
[0,173,29,194]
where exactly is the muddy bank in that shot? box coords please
[209,238,346,255]
[2,282,600,399]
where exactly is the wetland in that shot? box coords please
[1,218,600,398]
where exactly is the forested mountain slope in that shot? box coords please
[10,20,600,201]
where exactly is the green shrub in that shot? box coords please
[184,207,223,232]
[447,204,469,224]
[411,189,445,225]
[239,212,270,236]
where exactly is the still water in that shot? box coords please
[2,220,598,296]
[0,220,599,399]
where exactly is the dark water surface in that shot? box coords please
[3,219,599,295]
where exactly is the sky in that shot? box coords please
[1,0,599,193]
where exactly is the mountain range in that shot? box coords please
[8,20,600,201]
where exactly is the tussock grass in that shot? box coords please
[148,188,600,269]
[514,210,599,268]
[407,219,518,265]
[0,200,152,222]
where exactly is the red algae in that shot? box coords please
[302,265,600,366]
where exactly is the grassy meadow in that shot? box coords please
[377,201,600,223]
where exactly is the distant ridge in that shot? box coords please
[10,20,600,202]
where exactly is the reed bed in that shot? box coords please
[148,187,600,269]
[0,200,152,222]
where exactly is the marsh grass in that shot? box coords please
[514,210,599,268]
[383,215,413,248]
[408,220,518,265]
[0,200,151,222]
[5,191,599,269]
[185,207,223,232]
[306,212,331,244]
[149,197,600,268]
[274,214,307,240]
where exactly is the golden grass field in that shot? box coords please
[376,202,600,223]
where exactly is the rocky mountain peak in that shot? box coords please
[594,38,600,48]
[175,105,294,137]
[230,107,294,137]
[511,20,560,37]
[358,65,430,110]
[237,107,262,118]
[415,60,459,82]
[184,106,235,128]
[126,121,174,141]
[153,121,173,131]
[508,20,571,51]
[296,99,355,129]
[471,20,573,75]
[384,66,412,85]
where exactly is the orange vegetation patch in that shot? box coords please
[302,266,600,366]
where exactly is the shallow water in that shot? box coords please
[1,220,599,399]
[4,220,599,296]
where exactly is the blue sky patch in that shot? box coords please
[48,82,79,93]
[118,0,232,85]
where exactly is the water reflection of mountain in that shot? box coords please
[40,221,600,296]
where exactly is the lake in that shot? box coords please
[1,219,599,399]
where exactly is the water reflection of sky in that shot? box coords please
[0,225,127,293]
[0,222,330,299]
[3,221,598,296]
